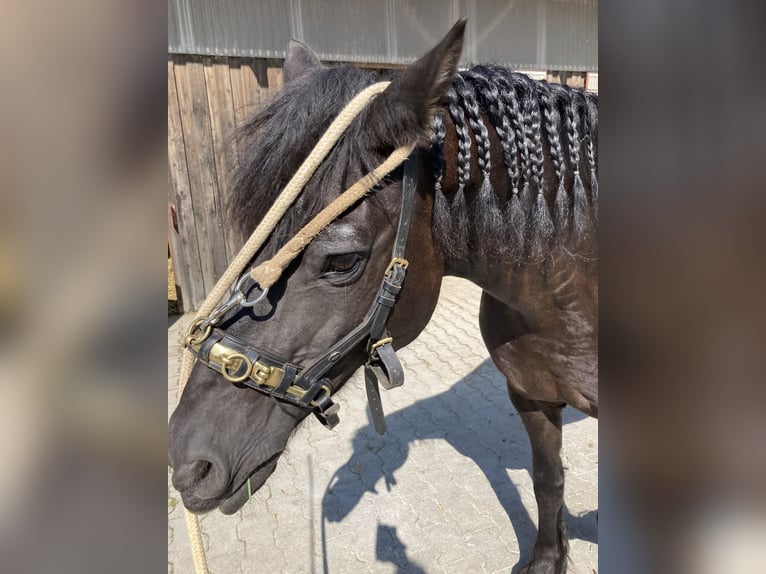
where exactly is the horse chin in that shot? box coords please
[176,453,282,515]
[218,455,280,515]
[179,492,223,515]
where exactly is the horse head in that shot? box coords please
[168,21,466,514]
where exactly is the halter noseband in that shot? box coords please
[184,151,419,434]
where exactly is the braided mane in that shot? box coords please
[229,64,598,264]
[431,66,598,262]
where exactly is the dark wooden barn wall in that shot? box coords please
[168,54,285,311]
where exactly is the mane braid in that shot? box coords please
[485,68,528,259]
[444,84,471,257]
[520,77,546,193]
[430,112,454,252]
[564,88,581,175]
[430,112,447,196]
[469,66,521,194]
[466,68,518,259]
[539,82,571,237]
[564,89,591,241]
[579,92,598,223]
[455,75,491,178]
[455,73,504,246]
[514,75,553,261]
[537,83,565,183]
[446,84,471,195]
[512,75,538,204]
[491,71,528,191]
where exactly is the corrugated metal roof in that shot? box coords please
[169,0,597,71]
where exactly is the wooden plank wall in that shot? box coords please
[168,55,284,311]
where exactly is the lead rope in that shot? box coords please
[174,80,415,574]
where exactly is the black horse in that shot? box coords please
[169,20,597,574]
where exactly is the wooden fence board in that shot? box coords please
[229,60,261,127]
[263,63,284,106]
[167,58,205,311]
[203,57,241,261]
[174,56,229,294]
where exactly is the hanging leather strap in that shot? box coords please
[364,365,387,435]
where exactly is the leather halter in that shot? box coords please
[185,150,420,434]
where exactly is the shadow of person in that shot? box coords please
[321,359,594,569]
[375,523,427,573]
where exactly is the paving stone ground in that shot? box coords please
[169,277,598,573]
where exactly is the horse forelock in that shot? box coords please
[227,65,389,256]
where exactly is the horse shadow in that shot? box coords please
[321,359,597,571]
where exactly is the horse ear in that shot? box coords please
[365,19,466,148]
[283,39,322,83]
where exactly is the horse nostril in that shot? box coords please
[171,460,212,492]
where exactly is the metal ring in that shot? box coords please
[221,353,252,383]
[234,274,269,308]
[184,317,212,347]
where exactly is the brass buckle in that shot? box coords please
[251,361,272,386]
[370,337,393,353]
[384,257,409,275]
[250,361,286,389]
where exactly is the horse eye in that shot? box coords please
[325,253,360,273]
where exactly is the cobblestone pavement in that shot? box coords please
[169,277,598,574]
